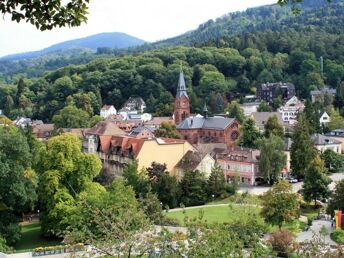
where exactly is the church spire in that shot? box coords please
[203,103,208,118]
[176,67,189,99]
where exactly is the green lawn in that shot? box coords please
[165,204,262,225]
[14,222,62,252]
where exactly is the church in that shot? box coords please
[174,69,240,147]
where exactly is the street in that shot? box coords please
[238,172,344,195]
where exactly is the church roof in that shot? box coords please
[176,69,189,99]
[176,116,235,130]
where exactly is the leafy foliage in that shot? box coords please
[327,179,344,216]
[180,170,208,206]
[261,180,300,229]
[239,118,262,148]
[154,122,181,139]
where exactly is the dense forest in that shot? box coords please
[0,0,344,123]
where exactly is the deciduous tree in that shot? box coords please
[264,115,284,139]
[239,118,262,149]
[154,122,181,139]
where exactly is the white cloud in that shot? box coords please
[0,0,276,57]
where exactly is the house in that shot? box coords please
[319,111,331,125]
[240,102,261,117]
[144,117,174,129]
[311,134,342,154]
[96,136,195,177]
[173,151,215,179]
[83,120,125,154]
[31,123,55,140]
[127,113,152,122]
[122,97,146,113]
[325,129,344,153]
[13,117,32,128]
[100,105,117,118]
[256,82,295,104]
[250,112,284,133]
[216,147,261,186]
[310,87,336,103]
[127,126,156,139]
[278,96,305,125]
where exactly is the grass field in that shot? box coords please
[165,204,262,225]
[14,222,62,252]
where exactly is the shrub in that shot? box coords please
[269,229,295,257]
[331,229,344,244]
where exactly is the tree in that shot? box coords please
[52,105,91,128]
[261,180,300,229]
[264,115,284,139]
[291,114,316,178]
[258,101,272,112]
[15,78,26,105]
[225,101,244,123]
[239,118,262,148]
[38,133,102,237]
[180,170,208,206]
[259,136,287,184]
[303,99,321,134]
[139,191,164,224]
[4,95,14,117]
[302,155,331,207]
[153,173,181,209]
[321,149,343,173]
[147,162,168,182]
[154,122,181,139]
[0,126,37,246]
[64,178,150,257]
[207,163,226,198]
[327,180,344,216]
[328,107,344,130]
[1,0,89,31]
[123,160,150,197]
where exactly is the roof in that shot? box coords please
[251,112,284,126]
[98,135,145,157]
[157,137,187,144]
[259,82,295,91]
[31,124,54,138]
[127,126,156,137]
[101,105,114,111]
[176,116,235,130]
[310,87,336,96]
[311,134,341,146]
[216,146,260,163]
[145,117,174,126]
[176,69,189,99]
[175,150,207,171]
[60,128,88,138]
[325,129,344,137]
[86,120,125,136]
[123,97,146,107]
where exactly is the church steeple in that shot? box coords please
[174,68,190,125]
[176,68,189,99]
[203,103,208,118]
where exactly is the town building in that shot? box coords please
[278,96,305,125]
[173,150,215,179]
[122,97,146,113]
[100,105,117,118]
[31,123,55,140]
[250,112,284,133]
[97,136,195,177]
[216,147,261,186]
[177,105,240,147]
[319,111,331,125]
[174,69,190,125]
[83,120,125,154]
[240,102,261,117]
[325,129,344,153]
[311,134,342,154]
[13,117,32,128]
[310,87,336,103]
[145,117,174,129]
[256,82,295,104]
[127,126,156,139]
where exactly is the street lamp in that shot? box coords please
[212,194,215,202]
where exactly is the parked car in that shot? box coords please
[288,177,298,183]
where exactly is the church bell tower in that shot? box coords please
[174,68,190,125]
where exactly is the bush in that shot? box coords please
[331,229,344,244]
[269,229,295,257]
[159,217,180,227]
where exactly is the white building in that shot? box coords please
[319,111,330,125]
[100,105,117,118]
[278,96,304,125]
[240,102,260,117]
[311,134,342,154]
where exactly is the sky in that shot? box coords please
[0,0,276,57]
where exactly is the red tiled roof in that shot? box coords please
[158,137,186,144]
[86,120,125,136]
[31,124,54,138]
[145,117,174,126]
[98,135,145,157]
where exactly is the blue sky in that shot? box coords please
[0,0,276,57]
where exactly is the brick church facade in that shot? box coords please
[174,69,240,147]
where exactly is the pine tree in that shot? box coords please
[290,114,316,178]
[4,95,14,116]
[15,78,26,105]
[239,118,262,148]
[207,163,226,198]
[302,155,331,207]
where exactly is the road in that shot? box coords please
[238,172,344,195]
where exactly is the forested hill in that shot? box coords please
[0,32,145,61]
[142,0,343,49]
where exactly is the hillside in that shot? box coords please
[0,32,145,61]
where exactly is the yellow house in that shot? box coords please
[97,135,195,176]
